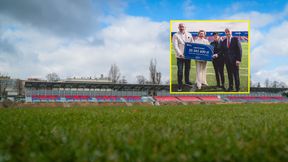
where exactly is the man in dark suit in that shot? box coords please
[210,32,225,90]
[221,28,242,92]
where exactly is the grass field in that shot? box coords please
[171,42,249,92]
[1,104,288,161]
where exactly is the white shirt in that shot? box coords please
[194,37,210,62]
[172,31,194,58]
[194,37,209,45]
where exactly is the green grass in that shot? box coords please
[1,104,288,161]
[171,42,249,92]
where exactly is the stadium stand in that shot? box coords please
[122,96,142,102]
[225,96,288,102]
[176,96,201,102]
[95,96,123,102]
[154,96,179,102]
[198,96,221,102]
[24,81,288,105]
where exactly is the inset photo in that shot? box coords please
[170,20,250,94]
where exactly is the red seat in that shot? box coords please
[123,96,142,102]
[177,96,201,102]
[198,96,221,101]
[95,96,122,102]
[154,96,179,102]
[226,96,288,101]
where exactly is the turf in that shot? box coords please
[171,42,249,92]
[1,104,288,162]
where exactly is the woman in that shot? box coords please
[194,30,209,89]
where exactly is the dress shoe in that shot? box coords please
[178,87,182,92]
[202,83,208,88]
[185,82,193,86]
[227,88,233,92]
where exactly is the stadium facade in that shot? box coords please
[1,75,287,105]
[22,80,288,104]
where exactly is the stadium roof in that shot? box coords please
[25,81,288,93]
[24,81,169,91]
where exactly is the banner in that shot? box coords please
[184,43,214,61]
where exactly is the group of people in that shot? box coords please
[173,23,242,92]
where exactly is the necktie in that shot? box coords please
[227,39,230,48]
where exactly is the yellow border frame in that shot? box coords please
[169,20,251,94]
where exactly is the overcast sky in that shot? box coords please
[0,0,288,85]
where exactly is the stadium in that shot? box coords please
[2,1,288,161]
[1,77,287,106]
[1,30,288,161]
[24,81,288,105]
[2,29,286,105]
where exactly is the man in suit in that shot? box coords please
[172,23,194,91]
[221,28,242,92]
[211,32,225,90]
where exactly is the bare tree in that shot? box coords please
[136,75,146,84]
[272,81,279,88]
[279,82,287,88]
[119,76,127,84]
[46,72,60,82]
[156,72,161,84]
[108,63,121,83]
[149,58,161,84]
[257,82,261,88]
[149,59,157,84]
[265,79,270,88]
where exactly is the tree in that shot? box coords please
[149,58,161,84]
[136,75,146,84]
[272,81,279,88]
[279,82,287,88]
[265,79,270,88]
[156,72,161,84]
[119,76,127,84]
[149,59,157,84]
[108,63,121,83]
[46,72,60,82]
